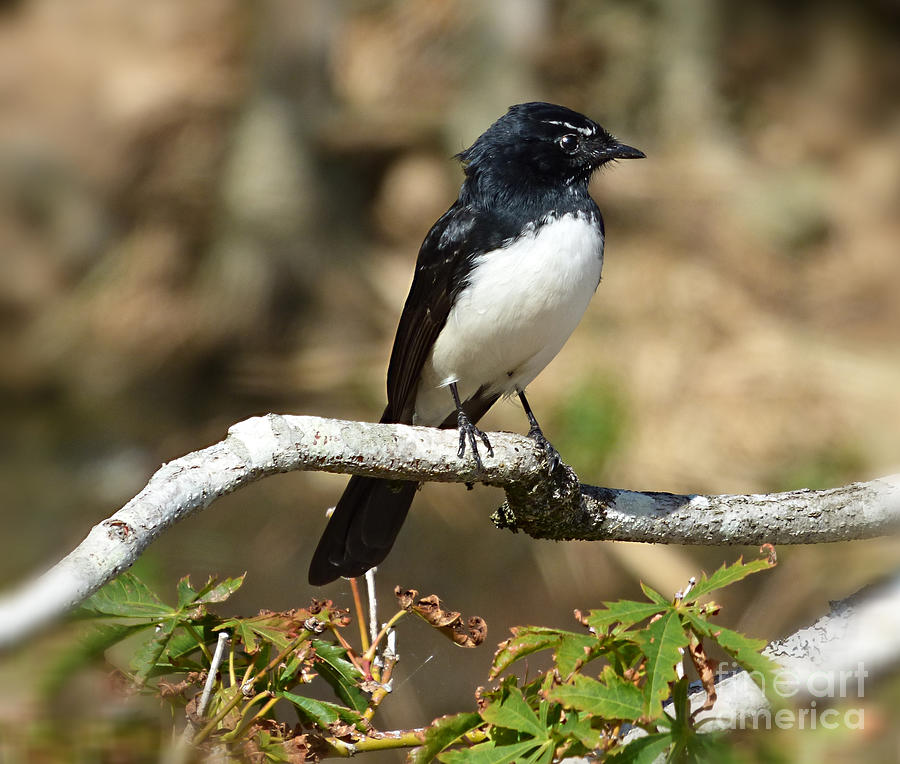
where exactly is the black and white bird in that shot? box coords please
[308,102,643,585]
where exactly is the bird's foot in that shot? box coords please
[528,424,561,475]
[457,409,493,471]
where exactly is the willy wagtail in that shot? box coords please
[309,102,644,585]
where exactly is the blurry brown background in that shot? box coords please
[1,0,899,760]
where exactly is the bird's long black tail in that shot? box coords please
[308,473,418,585]
[309,405,419,585]
[308,390,499,586]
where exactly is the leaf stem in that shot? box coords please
[349,577,370,655]
[186,623,213,663]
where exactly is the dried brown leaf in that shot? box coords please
[184,694,202,726]
[328,721,357,738]
[451,616,488,648]
[688,635,719,716]
[395,587,487,647]
[394,586,418,610]
[474,685,488,712]
[283,734,311,763]
[158,672,202,698]
[414,594,461,627]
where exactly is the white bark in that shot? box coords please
[1,413,898,649]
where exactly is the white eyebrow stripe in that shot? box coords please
[544,119,595,136]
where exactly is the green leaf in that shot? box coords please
[195,574,245,604]
[254,729,292,761]
[670,676,690,727]
[278,690,363,728]
[130,619,178,684]
[708,625,774,685]
[633,611,689,717]
[491,627,568,678]
[548,668,645,721]
[218,612,298,652]
[683,557,774,603]
[556,709,603,750]
[439,738,542,764]
[226,620,260,653]
[482,686,545,739]
[78,573,170,619]
[555,633,599,677]
[640,582,669,606]
[176,576,198,609]
[523,740,554,764]
[166,622,217,661]
[410,713,483,764]
[312,640,368,713]
[606,732,674,763]
[609,643,644,676]
[492,627,601,679]
[664,677,695,763]
[681,611,774,687]
[587,601,668,635]
[279,647,309,684]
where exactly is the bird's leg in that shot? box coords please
[450,382,493,471]
[517,389,560,474]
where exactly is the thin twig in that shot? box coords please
[365,568,382,681]
[365,568,379,647]
[197,632,230,718]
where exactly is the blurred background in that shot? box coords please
[1,0,899,760]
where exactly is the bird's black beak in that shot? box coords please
[607,141,645,160]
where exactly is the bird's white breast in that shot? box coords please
[414,212,604,426]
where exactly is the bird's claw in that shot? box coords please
[528,425,560,475]
[457,410,493,471]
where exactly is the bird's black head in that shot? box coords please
[457,102,644,202]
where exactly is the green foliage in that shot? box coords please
[57,555,775,761]
[423,554,777,763]
[682,557,774,603]
[410,714,484,764]
[58,571,369,756]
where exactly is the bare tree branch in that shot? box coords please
[1,414,898,650]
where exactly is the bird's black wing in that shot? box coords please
[385,201,502,423]
[309,203,507,585]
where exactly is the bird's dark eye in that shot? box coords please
[558,134,579,153]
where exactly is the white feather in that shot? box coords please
[413,212,604,426]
